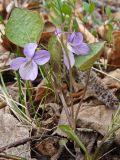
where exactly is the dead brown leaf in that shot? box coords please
[27,1,40,10]
[77,105,114,135]
[0,2,3,11]
[1,35,17,52]
[113,12,120,20]
[35,86,49,102]
[112,31,120,53]
[40,21,55,44]
[0,108,30,157]
[97,24,108,39]
[35,86,54,104]
[55,104,115,137]
[103,69,120,89]
[75,128,98,160]
[0,50,10,68]
[36,103,60,133]
[76,17,98,43]
[35,137,59,157]
[108,31,120,70]
[0,100,6,109]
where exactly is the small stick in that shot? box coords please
[0,153,26,160]
[97,147,117,160]
[0,134,50,153]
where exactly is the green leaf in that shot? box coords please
[106,23,113,42]
[73,19,79,32]
[59,125,91,159]
[48,35,61,62]
[70,0,76,8]
[59,125,87,152]
[83,2,95,14]
[62,3,72,16]
[75,42,105,70]
[56,0,64,22]
[83,2,89,12]
[5,8,44,47]
[89,3,95,14]
[50,4,63,26]
[0,15,3,22]
[91,29,98,37]
[92,15,103,25]
[105,7,112,17]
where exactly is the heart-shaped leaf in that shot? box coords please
[5,8,44,47]
[75,42,105,70]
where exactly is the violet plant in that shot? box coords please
[9,20,96,160]
[54,29,90,130]
[4,3,106,160]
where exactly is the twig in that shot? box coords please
[97,147,117,160]
[75,69,91,123]
[0,153,26,160]
[92,67,120,83]
[0,134,50,153]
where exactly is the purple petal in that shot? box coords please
[23,43,37,58]
[63,51,75,69]
[19,60,38,81]
[33,50,50,65]
[73,42,90,55]
[68,32,83,47]
[10,57,26,70]
[55,28,62,37]
[68,32,75,42]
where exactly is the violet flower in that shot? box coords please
[64,32,90,69]
[10,43,50,81]
[55,28,62,37]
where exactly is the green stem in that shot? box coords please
[15,72,25,108]
[39,66,46,79]
[40,65,60,103]
[26,80,36,114]
[15,46,25,109]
